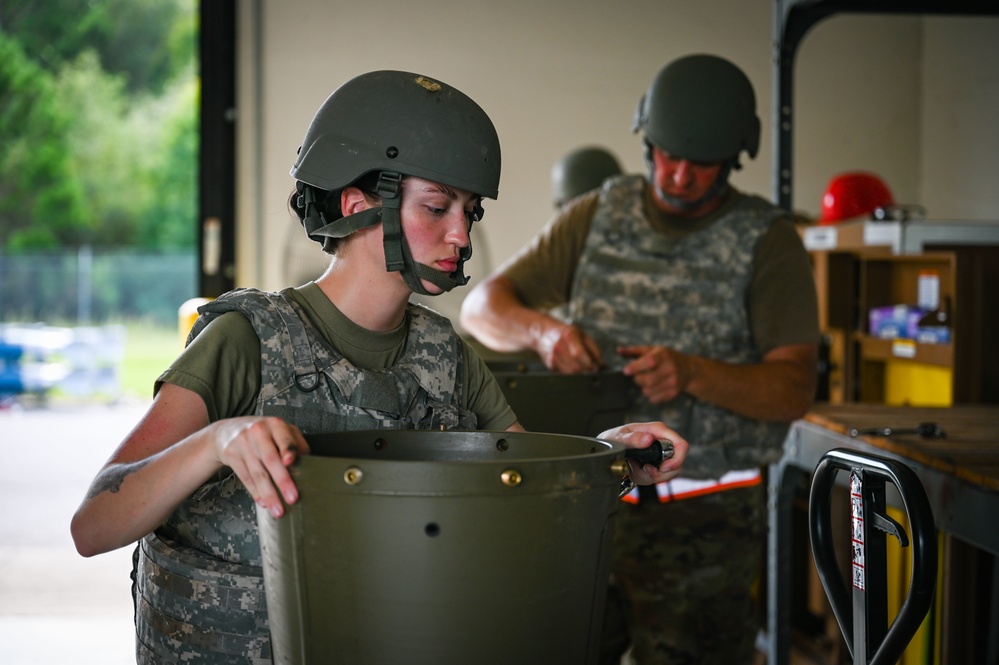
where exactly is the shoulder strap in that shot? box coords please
[188,288,322,391]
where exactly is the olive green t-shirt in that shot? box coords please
[500,185,820,354]
[157,283,517,430]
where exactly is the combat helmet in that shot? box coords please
[551,146,623,208]
[291,70,502,295]
[633,54,760,166]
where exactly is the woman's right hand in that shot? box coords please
[211,416,310,518]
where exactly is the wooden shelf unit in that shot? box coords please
[810,244,999,405]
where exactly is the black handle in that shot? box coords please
[624,439,674,467]
[617,440,675,499]
[809,448,937,665]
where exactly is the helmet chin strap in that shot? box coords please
[303,173,476,297]
[374,172,474,296]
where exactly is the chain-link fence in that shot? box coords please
[0,248,197,326]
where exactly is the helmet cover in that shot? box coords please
[633,54,760,164]
[551,147,623,207]
[291,70,500,198]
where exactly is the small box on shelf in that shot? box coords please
[868,305,950,344]
[869,305,926,340]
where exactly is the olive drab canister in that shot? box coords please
[633,54,760,164]
[484,356,637,437]
[257,430,628,665]
[289,70,502,295]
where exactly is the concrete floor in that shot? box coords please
[0,400,148,665]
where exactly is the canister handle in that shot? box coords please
[617,440,674,499]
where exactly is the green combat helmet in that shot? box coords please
[290,70,501,295]
[632,54,760,210]
[551,146,623,208]
[633,53,760,165]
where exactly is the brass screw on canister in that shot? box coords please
[501,469,522,487]
[610,460,629,476]
[343,467,364,485]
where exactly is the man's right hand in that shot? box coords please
[536,321,603,373]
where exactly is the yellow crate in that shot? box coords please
[884,362,952,407]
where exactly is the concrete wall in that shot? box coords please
[919,17,999,219]
[233,1,998,325]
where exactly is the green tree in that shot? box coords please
[0,0,191,95]
[136,76,198,249]
[0,32,90,249]
[53,50,147,247]
[1,0,197,251]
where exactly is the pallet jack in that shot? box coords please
[809,449,937,665]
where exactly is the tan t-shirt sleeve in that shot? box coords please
[156,311,261,422]
[748,218,821,354]
[499,193,598,310]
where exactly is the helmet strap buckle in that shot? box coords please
[377,171,406,273]
[375,171,403,199]
[297,182,327,239]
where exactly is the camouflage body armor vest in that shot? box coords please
[567,175,789,479]
[135,288,474,663]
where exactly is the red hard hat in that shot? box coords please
[819,172,894,225]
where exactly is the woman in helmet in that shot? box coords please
[70,70,687,663]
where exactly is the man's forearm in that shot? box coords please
[460,275,549,353]
[684,345,818,422]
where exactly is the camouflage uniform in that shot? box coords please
[134,288,475,664]
[568,175,789,478]
[569,176,786,664]
[601,484,766,665]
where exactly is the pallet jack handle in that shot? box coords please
[809,449,937,665]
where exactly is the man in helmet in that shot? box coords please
[462,54,819,664]
[551,145,624,209]
[71,70,688,663]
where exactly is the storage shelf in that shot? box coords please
[857,334,953,367]
[810,242,998,404]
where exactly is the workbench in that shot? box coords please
[765,403,999,664]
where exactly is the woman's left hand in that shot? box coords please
[598,421,688,485]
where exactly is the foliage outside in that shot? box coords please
[120,320,182,400]
[0,1,199,405]
[0,0,198,252]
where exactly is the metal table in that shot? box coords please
[765,403,999,664]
